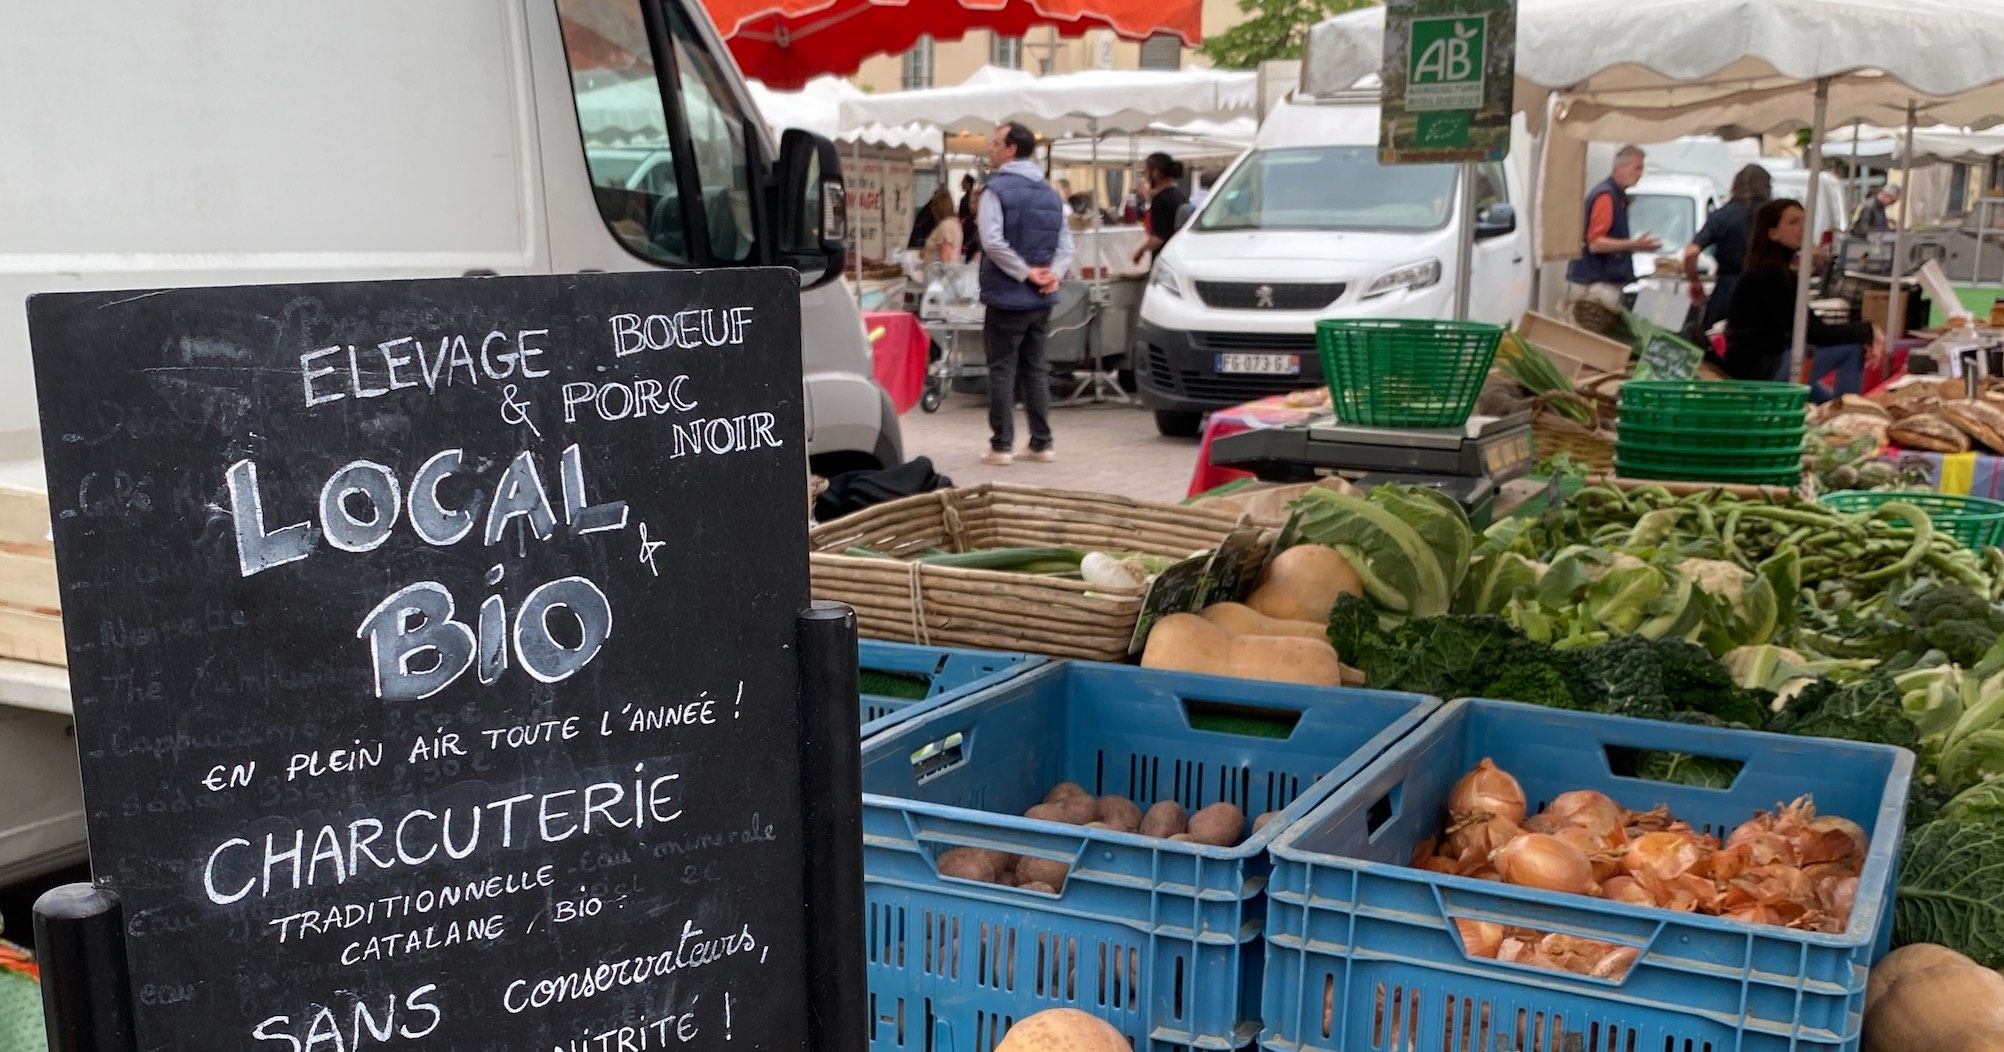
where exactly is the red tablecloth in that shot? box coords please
[1188,395,1324,497]
[865,310,929,415]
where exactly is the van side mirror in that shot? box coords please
[1475,202,1517,240]
[775,128,846,289]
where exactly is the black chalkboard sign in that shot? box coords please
[26,271,851,1052]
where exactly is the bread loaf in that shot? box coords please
[1880,384,1943,421]
[1834,394,1890,421]
[1942,399,2004,453]
[1888,413,1972,453]
[1820,412,1890,447]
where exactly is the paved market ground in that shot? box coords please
[894,390,1200,504]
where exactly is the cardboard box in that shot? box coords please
[1863,288,1889,330]
[1515,311,1632,379]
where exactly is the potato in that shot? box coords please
[1140,801,1188,839]
[1044,782,1089,803]
[1168,833,1196,843]
[937,847,999,884]
[1187,802,1247,847]
[1252,811,1282,834]
[1084,821,1110,829]
[1018,881,1057,894]
[1016,856,1070,890]
[1024,803,1067,824]
[1096,796,1143,832]
[1052,794,1099,825]
[996,1008,1129,1052]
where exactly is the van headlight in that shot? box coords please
[1363,259,1443,299]
[1149,260,1184,298]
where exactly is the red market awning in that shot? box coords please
[705,0,1203,90]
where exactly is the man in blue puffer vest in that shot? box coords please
[1564,145,1661,314]
[977,122,1074,467]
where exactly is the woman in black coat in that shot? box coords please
[1724,198,1880,403]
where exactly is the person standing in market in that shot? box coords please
[958,174,983,262]
[1724,197,1881,404]
[1683,163,1772,331]
[1851,183,1902,236]
[1565,146,1662,310]
[1131,152,1189,267]
[978,121,1073,467]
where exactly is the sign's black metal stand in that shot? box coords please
[33,884,135,1052]
[796,601,866,1052]
[30,601,867,1052]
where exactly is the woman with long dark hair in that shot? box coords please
[1724,198,1879,402]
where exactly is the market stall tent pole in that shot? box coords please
[1454,161,1477,321]
[1889,100,1919,341]
[1789,77,1832,383]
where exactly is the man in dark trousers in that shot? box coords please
[1565,145,1661,314]
[977,121,1073,467]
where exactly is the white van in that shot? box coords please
[0,0,900,478]
[0,0,892,888]
[1133,93,1535,436]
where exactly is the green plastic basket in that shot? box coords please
[1820,491,2004,549]
[1318,318,1504,428]
[1618,380,1810,414]
[1616,434,1807,462]
[1617,404,1809,433]
[1616,422,1806,452]
[1615,456,1801,486]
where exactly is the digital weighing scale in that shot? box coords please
[1207,410,1537,528]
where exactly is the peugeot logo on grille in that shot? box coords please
[1254,285,1275,308]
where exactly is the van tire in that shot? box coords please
[1153,410,1203,438]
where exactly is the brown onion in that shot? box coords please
[1521,812,1564,836]
[1454,918,1504,959]
[1493,833,1598,896]
[1601,876,1655,907]
[1801,815,1869,865]
[1449,759,1527,825]
[1553,826,1622,882]
[1417,855,1459,874]
[1623,832,1706,884]
[1590,945,1641,979]
[1549,790,1628,847]
[1445,814,1522,865]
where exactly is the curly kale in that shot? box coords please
[1326,595,1525,700]
[1479,659,1589,710]
[1770,673,1920,749]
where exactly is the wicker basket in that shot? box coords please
[809,483,1270,660]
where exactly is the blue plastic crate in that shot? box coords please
[859,661,1440,1052]
[1262,699,1914,1052]
[858,641,1043,738]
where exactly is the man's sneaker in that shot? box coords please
[1020,447,1056,463]
[981,450,1013,466]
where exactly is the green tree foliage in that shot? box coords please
[1198,0,1372,69]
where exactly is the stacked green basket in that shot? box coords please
[1615,381,1809,486]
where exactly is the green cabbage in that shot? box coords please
[1895,818,2004,968]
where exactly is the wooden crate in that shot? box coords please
[0,484,62,667]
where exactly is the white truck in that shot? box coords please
[1132,91,1535,436]
[0,0,891,889]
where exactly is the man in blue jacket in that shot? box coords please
[977,121,1074,467]
[1565,146,1661,313]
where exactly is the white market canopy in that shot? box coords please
[1305,0,2004,142]
[574,74,939,151]
[1047,117,1256,164]
[837,65,1259,138]
[1829,125,2004,167]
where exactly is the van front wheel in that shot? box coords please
[1153,411,1203,438]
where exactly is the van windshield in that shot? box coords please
[1195,146,1456,232]
[1629,193,1697,251]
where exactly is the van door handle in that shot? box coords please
[1512,256,1524,264]
[463,268,499,277]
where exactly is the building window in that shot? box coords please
[1138,33,1181,70]
[902,36,935,89]
[993,34,1022,69]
